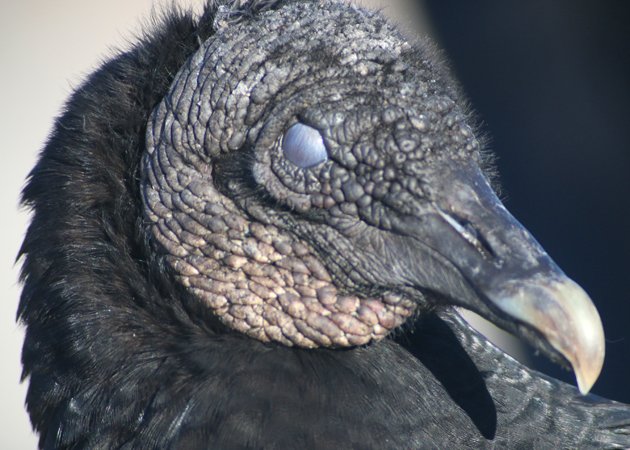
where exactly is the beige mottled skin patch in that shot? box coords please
[144,155,414,348]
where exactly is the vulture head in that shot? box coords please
[143,0,603,388]
[18,0,629,448]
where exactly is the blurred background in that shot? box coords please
[421,0,630,400]
[1,0,628,447]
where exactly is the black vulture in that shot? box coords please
[18,0,630,448]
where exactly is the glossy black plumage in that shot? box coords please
[18,2,630,448]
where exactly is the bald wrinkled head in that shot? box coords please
[141,0,604,393]
[142,1,459,347]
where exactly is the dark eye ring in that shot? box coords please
[282,123,328,168]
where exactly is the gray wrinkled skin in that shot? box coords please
[142,1,480,347]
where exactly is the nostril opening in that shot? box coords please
[446,212,498,262]
[463,222,479,240]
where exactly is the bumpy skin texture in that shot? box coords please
[18,1,630,449]
[142,2,427,348]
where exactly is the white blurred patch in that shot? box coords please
[458,308,531,364]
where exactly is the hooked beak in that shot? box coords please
[387,165,605,394]
[489,275,604,394]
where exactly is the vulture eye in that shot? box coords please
[282,123,328,168]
